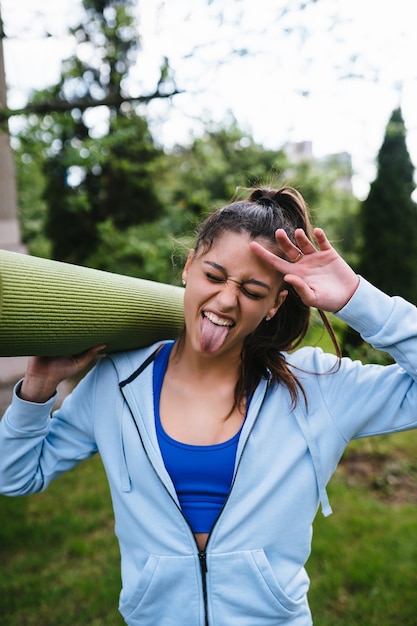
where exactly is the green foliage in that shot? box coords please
[14,134,52,258]
[15,113,360,283]
[160,121,359,267]
[359,108,417,303]
[85,115,164,228]
[64,0,139,105]
[43,113,165,265]
[161,120,289,219]
[282,158,360,267]
[14,0,167,267]
[84,215,189,285]
[12,1,359,283]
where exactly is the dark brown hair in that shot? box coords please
[188,186,340,408]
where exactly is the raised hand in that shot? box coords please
[19,345,106,403]
[250,228,359,312]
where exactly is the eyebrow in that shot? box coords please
[202,261,271,291]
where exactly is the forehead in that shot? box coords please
[199,230,277,258]
[197,231,281,280]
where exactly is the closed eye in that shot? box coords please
[206,273,265,299]
[206,272,226,283]
[240,286,265,299]
[203,262,269,299]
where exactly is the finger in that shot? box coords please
[275,229,298,255]
[275,229,306,262]
[74,344,106,358]
[293,229,317,255]
[92,343,107,355]
[281,273,317,307]
[312,227,333,251]
[72,344,106,369]
[250,240,294,273]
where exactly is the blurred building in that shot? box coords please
[284,141,353,193]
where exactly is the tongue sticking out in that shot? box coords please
[200,314,231,353]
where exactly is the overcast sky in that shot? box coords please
[2,0,417,198]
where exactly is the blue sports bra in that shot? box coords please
[153,342,245,534]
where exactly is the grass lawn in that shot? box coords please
[0,455,124,625]
[308,431,417,625]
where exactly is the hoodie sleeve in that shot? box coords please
[317,276,417,440]
[0,364,100,496]
[336,276,417,378]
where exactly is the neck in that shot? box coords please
[170,337,242,383]
[168,338,246,420]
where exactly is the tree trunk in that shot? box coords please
[0,26,28,383]
[0,30,25,253]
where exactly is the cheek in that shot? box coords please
[183,279,206,315]
[183,287,196,315]
[243,304,268,327]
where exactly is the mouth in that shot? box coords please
[199,311,235,353]
[202,311,235,328]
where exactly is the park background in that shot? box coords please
[1,1,417,624]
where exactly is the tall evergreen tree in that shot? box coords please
[359,107,417,303]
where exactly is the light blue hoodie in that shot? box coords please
[1,277,417,625]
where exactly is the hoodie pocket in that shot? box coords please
[119,554,203,625]
[209,549,310,624]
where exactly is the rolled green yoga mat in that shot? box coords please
[0,249,184,357]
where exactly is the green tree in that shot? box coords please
[342,108,417,360]
[161,120,288,218]
[15,0,175,266]
[85,121,288,282]
[13,133,50,258]
[9,0,361,277]
[109,120,358,285]
[282,155,360,267]
[359,107,417,303]
[43,113,164,264]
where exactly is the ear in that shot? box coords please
[266,289,288,321]
[182,249,195,283]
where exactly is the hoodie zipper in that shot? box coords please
[198,550,209,626]
[120,384,211,625]
[119,360,269,626]
[194,384,270,625]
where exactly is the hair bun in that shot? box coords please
[251,189,276,209]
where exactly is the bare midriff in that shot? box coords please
[195,532,209,551]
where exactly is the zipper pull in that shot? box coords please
[198,550,207,573]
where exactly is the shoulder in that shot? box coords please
[104,340,172,381]
[284,345,340,377]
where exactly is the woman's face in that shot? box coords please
[182,230,288,359]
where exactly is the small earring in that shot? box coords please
[265,316,271,321]
[182,279,186,286]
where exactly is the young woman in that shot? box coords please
[1,187,417,625]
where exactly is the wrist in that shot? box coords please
[19,376,57,403]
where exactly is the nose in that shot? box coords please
[216,279,240,309]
